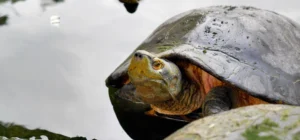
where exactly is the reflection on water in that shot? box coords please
[0,0,300,139]
[0,0,24,4]
[119,0,141,13]
[0,0,63,27]
[0,0,22,26]
[40,0,63,11]
[0,15,7,25]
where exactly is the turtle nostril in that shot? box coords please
[134,52,143,59]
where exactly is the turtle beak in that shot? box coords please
[133,50,155,60]
[132,51,151,63]
[133,51,150,61]
[128,50,161,81]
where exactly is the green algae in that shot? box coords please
[293,132,300,140]
[281,109,289,121]
[176,133,202,140]
[158,45,175,52]
[141,12,206,53]
[242,118,280,140]
[284,117,300,131]
[0,121,88,140]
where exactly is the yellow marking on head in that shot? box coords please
[128,55,162,81]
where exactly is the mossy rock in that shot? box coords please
[166,104,300,140]
[0,121,88,140]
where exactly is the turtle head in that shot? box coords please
[127,50,182,104]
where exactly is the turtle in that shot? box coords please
[166,104,300,140]
[106,6,300,140]
[119,0,140,13]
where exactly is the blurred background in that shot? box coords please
[0,0,300,139]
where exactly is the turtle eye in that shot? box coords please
[152,60,164,70]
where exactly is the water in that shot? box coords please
[0,0,300,139]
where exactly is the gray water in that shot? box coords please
[0,0,300,139]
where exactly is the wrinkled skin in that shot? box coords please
[106,6,300,140]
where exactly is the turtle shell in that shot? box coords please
[107,5,300,105]
[105,6,300,139]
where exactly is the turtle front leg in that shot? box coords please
[202,86,232,117]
